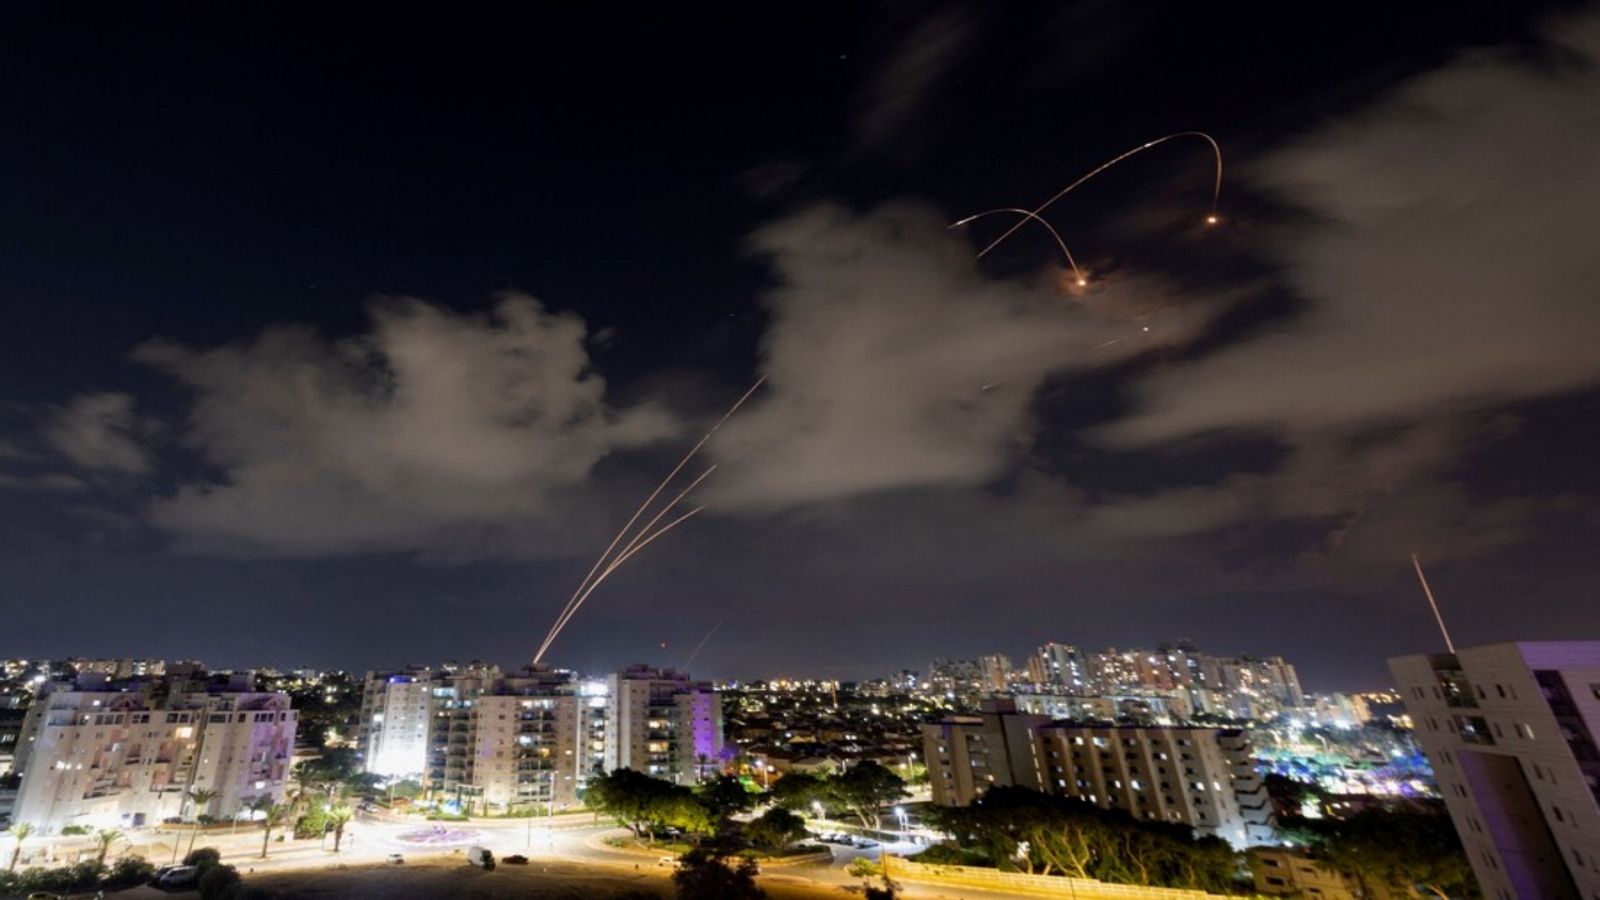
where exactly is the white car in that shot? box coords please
[155,865,200,887]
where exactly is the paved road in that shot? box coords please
[23,813,1064,900]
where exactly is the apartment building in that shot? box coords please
[359,667,443,778]
[427,667,587,813]
[11,672,296,832]
[1391,642,1600,900]
[923,700,1270,848]
[605,666,723,784]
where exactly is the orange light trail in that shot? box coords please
[976,131,1224,260]
[533,376,766,664]
[948,207,1086,286]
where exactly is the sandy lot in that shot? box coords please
[239,857,854,899]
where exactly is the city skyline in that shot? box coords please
[4,5,1600,690]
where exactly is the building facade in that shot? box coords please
[359,667,441,778]
[923,700,1270,849]
[11,672,296,832]
[357,663,720,810]
[1390,642,1600,900]
[605,666,723,784]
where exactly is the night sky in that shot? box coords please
[3,4,1599,690]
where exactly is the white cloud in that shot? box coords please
[710,202,1223,509]
[1107,14,1600,445]
[43,392,153,474]
[136,293,677,557]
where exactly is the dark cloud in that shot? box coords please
[854,7,977,156]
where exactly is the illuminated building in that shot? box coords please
[1391,642,1600,900]
[427,667,587,813]
[977,654,1012,693]
[923,699,1272,848]
[11,671,296,832]
[359,666,444,778]
[1027,642,1087,692]
[605,665,723,784]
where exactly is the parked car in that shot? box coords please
[502,854,529,865]
[657,855,679,868]
[386,853,405,865]
[155,865,200,887]
[27,892,64,900]
[466,846,496,870]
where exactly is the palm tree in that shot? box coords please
[326,806,355,853]
[186,788,218,857]
[258,803,291,859]
[92,828,124,868]
[6,822,33,872]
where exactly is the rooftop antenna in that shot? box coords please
[1411,552,1456,654]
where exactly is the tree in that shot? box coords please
[184,846,222,869]
[587,768,676,843]
[672,847,766,900]
[6,822,33,872]
[186,787,219,858]
[766,773,827,813]
[92,828,124,867]
[258,802,291,859]
[745,807,808,854]
[826,762,908,831]
[930,786,1239,890]
[1293,808,1475,899]
[105,854,156,889]
[327,805,355,852]
[698,774,755,821]
[198,862,242,900]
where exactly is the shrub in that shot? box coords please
[185,845,223,869]
[15,861,103,893]
[60,824,92,836]
[199,862,243,900]
[106,854,157,888]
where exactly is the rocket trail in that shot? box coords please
[681,615,728,673]
[533,376,766,664]
[977,131,1224,260]
[948,208,1086,286]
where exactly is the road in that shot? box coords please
[20,812,1065,899]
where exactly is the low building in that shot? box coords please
[1250,847,1365,898]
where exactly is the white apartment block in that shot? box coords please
[11,673,296,833]
[425,667,608,814]
[604,666,723,785]
[359,668,438,778]
[923,700,1270,848]
[1391,642,1600,900]
[358,663,722,807]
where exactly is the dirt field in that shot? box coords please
[240,858,855,899]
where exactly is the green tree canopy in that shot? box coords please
[746,807,809,853]
[928,786,1237,892]
[766,772,828,813]
[672,847,766,900]
[826,762,908,831]
[1289,807,1475,899]
[698,774,756,820]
